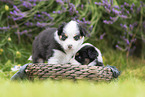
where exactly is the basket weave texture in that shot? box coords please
[25,63,114,81]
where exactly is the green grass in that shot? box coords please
[0,77,145,97]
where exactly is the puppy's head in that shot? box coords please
[75,45,98,65]
[70,43,104,66]
[55,20,88,51]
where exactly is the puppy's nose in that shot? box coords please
[68,45,72,49]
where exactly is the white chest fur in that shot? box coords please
[48,49,76,64]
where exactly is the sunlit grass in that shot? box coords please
[0,77,145,97]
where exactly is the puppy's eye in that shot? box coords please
[74,35,82,41]
[60,34,68,41]
[78,56,81,59]
[76,56,82,59]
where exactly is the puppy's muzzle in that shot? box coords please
[68,45,72,49]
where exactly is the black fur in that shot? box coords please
[57,22,66,36]
[78,24,88,37]
[95,61,104,66]
[32,28,65,63]
[75,45,98,65]
[88,47,98,59]
[74,45,104,66]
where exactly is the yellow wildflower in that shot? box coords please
[16,51,21,58]
[5,5,9,11]
[8,37,11,41]
[17,64,21,66]
[0,49,4,55]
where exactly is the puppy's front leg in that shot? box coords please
[48,58,59,64]
[47,49,64,64]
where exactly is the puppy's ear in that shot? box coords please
[78,23,89,37]
[88,47,98,59]
[57,22,66,35]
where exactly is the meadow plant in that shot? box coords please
[95,0,145,57]
[0,0,145,68]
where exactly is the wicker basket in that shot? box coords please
[24,63,117,81]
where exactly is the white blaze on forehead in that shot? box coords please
[63,20,79,36]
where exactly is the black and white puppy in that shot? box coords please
[70,43,104,66]
[32,20,87,64]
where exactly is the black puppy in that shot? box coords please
[70,43,104,66]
